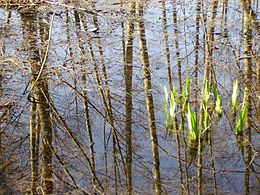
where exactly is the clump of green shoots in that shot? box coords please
[164,85,177,137]
[212,83,223,117]
[183,77,190,112]
[187,103,198,142]
[236,90,247,135]
[187,103,199,163]
[232,80,239,116]
[203,80,211,131]
[234,88,246,156]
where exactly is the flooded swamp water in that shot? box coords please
[0,0,259,194]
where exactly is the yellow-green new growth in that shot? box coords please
[215,95,222,116]
[236,90,247,135]
[187,104,198,141]
[169,88,176,117]
[164,85,168,102]
[212,83,223,117]
[202,80,211,131]
[203,105,210,131]
[203,80,211,104]
[232,80,239,114]
[164,86,177,136]
[183,77,190,112]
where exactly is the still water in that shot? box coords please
[0,0,259,194]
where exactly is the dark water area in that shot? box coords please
[0,0,259,194]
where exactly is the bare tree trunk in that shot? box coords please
[161,0,173,90]
[21,12,53,194]
[91,6,127,192]
[37,64,53,194]
[172,0,182,93]
[50,100,105,194]
[30,101,40,194]
[172,1,185,193]
[241,1,253,194]
[209,130,217,195]
[94,33,119,195]
[197,1,218,195]
[136,2,162,194]
[65,9,80,130]
[39,15,53,194]
[194,0,202,107]
[124,2,135,194]
[0,34,4,192]
[255,4,260,122]
[75,9,126,193]
[73,11,97,192]
[82,67,97,192]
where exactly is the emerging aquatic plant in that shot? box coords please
[202,80,211,131]
[187,104,198,142]
[203,80,211,104]
[215,95,222,116]
[212,83,223,117]
[236,90,247,135]
[183,77,190,112]
[169,89,177,118]
[164,85,177,136]
[232,80,239,114]
[164,85,168,102]
[164,101,170,135]
[203,105,210,131]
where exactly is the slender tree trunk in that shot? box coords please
[172,0,182,93]
[194,0,202,107]
[221,0,228,36]
[0,34,4,188]
[136,2,162,194]
[21,12,53,194]
[241,1,253,194]
[82,81,97,192]
[172,1,185,193]
[91,7,127,192]
[255,7,260,122]
[124,2,135,194]
[39,15,53,194]
[197,1,218,195]
[73,11,97,192]
[30,101,40,194]
[93,30,119,195]
[38,61,53,194]
[50,100,104,193]
[161,0,173,90]
[65,9,80,130]
[76,9,125,193]
[103,117,108,186]
[209,130,217,195]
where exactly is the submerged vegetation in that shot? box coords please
[0,0,259,194]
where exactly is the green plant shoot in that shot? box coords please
[203,80,211,104]
[232,80,239,114]
[203,106,210,131]
[164,101,170,135]
[164,86,177,136]
[183,77,190,112]
[164,85,168,102]
[212,83,223,116]
[169,88,176,118]
[187,104,198,141]
[236,90,247,135]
